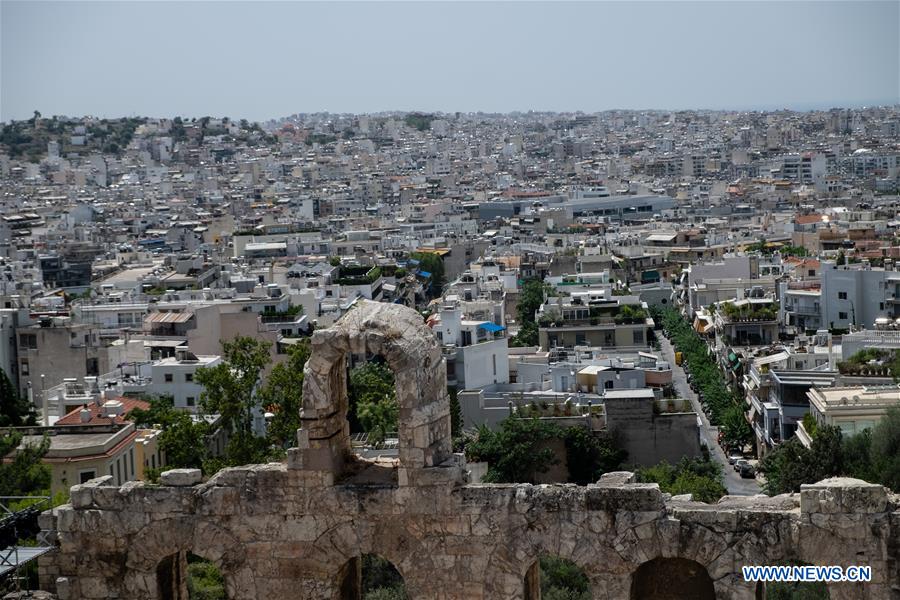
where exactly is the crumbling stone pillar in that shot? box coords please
[290,300,457,486]
[799,477,897,600]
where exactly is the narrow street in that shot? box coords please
[657,334,762,496]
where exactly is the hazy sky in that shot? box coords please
[2,1,898,122]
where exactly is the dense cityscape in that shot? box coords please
[0,105,899,597]
[2,0,900,596]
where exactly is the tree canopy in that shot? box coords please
[0,369,36,427]
[464,416,625,484]
[195,337,273,467]
[129,396,209,474]
[758,412,900,496]
[509,279,550,347]
[348,361,397,445]
[258,340,310,450]
[0,431,50,497]
[637,457,727,503]
[410,252,446,300]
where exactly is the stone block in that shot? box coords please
[801,477,887,514]
[585,483,664,512]
[160,468,203,487]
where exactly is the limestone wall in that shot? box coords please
[38,471,900,599]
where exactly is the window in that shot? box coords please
[19,333,37,350]
[880,303,885,310]
[19,359,28,376]
[79,470,96,484]
[185,373,193,382]
[633,330,644,344]
[129,449,135,479]
[839,312,848,320]
[116,459,122,485]
[808,270,815,277]
[186,396,196,407]
[838,291,847,300]
[164,373,173,383]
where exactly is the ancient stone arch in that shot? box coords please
[34,305,900,599]
[291,301,454,486]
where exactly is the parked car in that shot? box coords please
[727,452,743,465]
[734,459,750,472]
[739,463,756,478]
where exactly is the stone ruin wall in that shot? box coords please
[34,301,900,599]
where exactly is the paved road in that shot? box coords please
[657,334,762,496]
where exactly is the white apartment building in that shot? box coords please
[150,350,221,411]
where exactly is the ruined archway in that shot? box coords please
[157,552,226,600]
[293,301,454,486]
[124,517,250,600]
[336,554,408,600]
[523,554,592,600]
[630,557,715,600]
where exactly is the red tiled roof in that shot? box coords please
[795,214,825,225]
[56,396,150,426]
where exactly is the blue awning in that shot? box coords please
[478,322,506,333]
[418,270,432,278]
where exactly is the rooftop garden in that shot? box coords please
[614,304,648,324]
[717,301,778,322]
[261,304,303,321]
[836,348,900,378]
[334,266,382,286]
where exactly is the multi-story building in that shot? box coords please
[537,293,653,350]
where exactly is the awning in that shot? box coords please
[693,317,712,333]
[478,322,506,333]
[418,270,432,278]
[145,312,193,324]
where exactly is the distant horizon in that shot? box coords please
[5,101,900,126]
[3,1,898,122]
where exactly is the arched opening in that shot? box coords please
[157,552,226,600]
[523,555,591,600]
[630,557,715,600]
[297,301,453,486]
[337,554,408,600]
[755,563,831,600]
[341,354,401,485]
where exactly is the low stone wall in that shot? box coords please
[37,470,900,599]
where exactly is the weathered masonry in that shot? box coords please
[37,301,900,599]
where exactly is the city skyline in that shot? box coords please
[2,1,898,122]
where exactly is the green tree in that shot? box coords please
[510,279,550,347]
[539,555,591,600]
[637,457,727,503]
[196,337,272,466]
[759,425,844,495]
[259,341,310,450]
[721,404,753,450]
[0,431,50,496]
[410,252,445,299]
[349,362,397,445]
[0,368,36,427]
[447,386,461,438]
[870,406,900,491]
[130,396,209,471]
[464,417,559,483]
[563,426,626,485]
[186,554,225,600]
[362,554,407,600]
